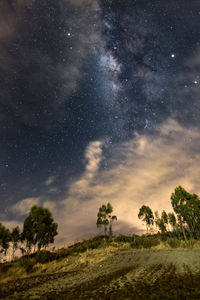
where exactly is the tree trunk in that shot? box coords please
[181,223,187,240]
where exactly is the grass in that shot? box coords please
[1,235,200,298]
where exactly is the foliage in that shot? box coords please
[115,234,136,243]
[166,237,181,248]
[131,236,160,249]
[21,205,58,254]
[96,203,117,236]
[168,212,176,230]
[19,257,36,273]
[35,250,56,264]
[171,186,200,240]
[138,205,154,233]
[138,186,200,243]
[10,226,21,259]
[56,248,70,260]
[0,223,10,258]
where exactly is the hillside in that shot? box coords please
[1,242,200,299]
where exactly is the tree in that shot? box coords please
[171,186,200,240]
[161,210,168,231]
[96,203,117,237]
[21,205,58,253]
[154,211,166,234]
[168,212,176,232]
[10,226,21,259]
[138,205,154,234]
[0,223,10,259]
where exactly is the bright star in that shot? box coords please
[171,54,175,58]
[194,80,198,84]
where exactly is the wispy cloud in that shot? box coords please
[11,197,40,217]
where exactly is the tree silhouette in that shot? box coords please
[0,223,10,259]
[21,205,58,253]
[161,210,168,231]
[138,205,154,234]
[170,186,200,240]
[168,212,176,232]
[10,226,21,259]
[96,203,117,237]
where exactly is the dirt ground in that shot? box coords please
[1,248,200,299]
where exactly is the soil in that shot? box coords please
[1,248,200,299]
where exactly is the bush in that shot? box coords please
[87,239,103,249]
[35,250,56,264]
[131,237,160,249]
[167,238,181,248]
[115,235,134,243]
[56,248,70,260]
[180,239,195,249]
[19,257,36,273]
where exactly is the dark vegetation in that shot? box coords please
[138,186,200,241]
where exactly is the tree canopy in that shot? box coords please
[138,205,154,233]
[0,223,10,257]
[96,203,117,236]
[21,205,58,253]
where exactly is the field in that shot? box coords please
[1,244,200,299]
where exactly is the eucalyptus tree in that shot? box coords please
[21,205,58,254]
[138,205,154,234]
[161,210,169,231]
[0,223,10,259]
[96,203,117,236]
[171,186,200,239]
[10,226,21,259]
[168,212,177,232]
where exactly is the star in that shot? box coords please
[194,80,198,85]
[171,54,175,58]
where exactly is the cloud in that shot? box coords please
[45,176,55,186]
[11,197,40,216]
[7,119,200,246]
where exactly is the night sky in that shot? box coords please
[1,0,200,246]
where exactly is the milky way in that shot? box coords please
[1,0,200,244]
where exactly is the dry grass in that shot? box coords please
[2,240,200,298]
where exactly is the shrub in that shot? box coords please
[115,235,133,243]
[131,237,160,249]
[180,239,195,249]
[70,242,87,253]
[167,237,181,248]
[87,239,103,249]
[19,257,36,273]
[56,248,70,260]
[0,262,12,274]
[35,250,56,264]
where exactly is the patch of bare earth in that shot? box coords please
[1,249,200,299]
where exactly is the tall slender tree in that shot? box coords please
[96,203,117,237]
[161,210,169,231]
[168,212,176,232]
[10,226,21,259]
[138,205,154,234]
[0,223,10,259]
